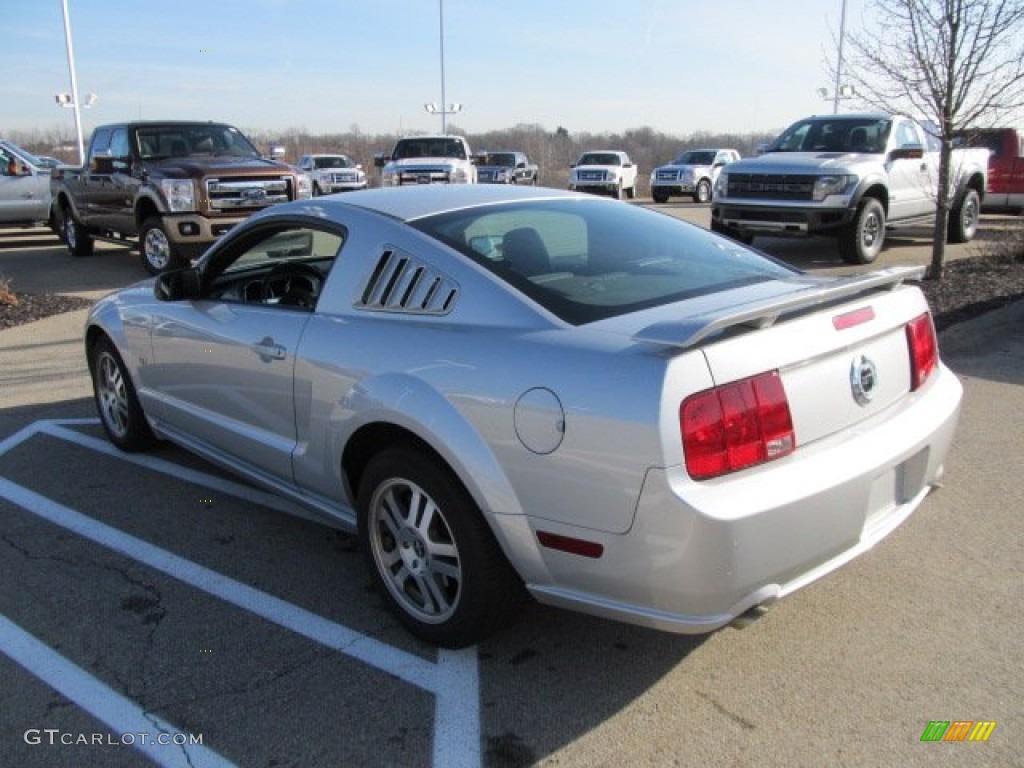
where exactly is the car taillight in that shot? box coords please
[680,371,795,480]
[906,312,937,390]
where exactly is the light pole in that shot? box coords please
[59,0,89,164]
[428,0,462,134]
[832,0,848,115]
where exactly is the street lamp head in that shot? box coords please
[424,103,438,113]
[55,93,73,106]
[450,103,462,113]
[84,92,98,107]
[817,87,829,99]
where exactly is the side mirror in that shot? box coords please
[92,155,116,173]
[373,152,388,168]
[154,267,202,301]
[890,146,924,160]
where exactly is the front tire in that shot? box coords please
[839,197,885,264]
[626,183,636,200]
[357,446,523,648]
[313,182,324,197]
[140,217,183,275]
[694,179,712,204]
[89,336,156,452]
[948,188,980,244]
[62,205,94,257]
[652,189,669,204]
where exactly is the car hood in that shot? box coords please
[729,151,880,174]
[654,163,710,172]
[387,157,466,169]
[148,156,292,178]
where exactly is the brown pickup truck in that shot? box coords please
[51,121,312,274]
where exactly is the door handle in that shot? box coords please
[252,336,286,362]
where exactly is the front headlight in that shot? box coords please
[714,173,729,198]
[812,174,857,201]
[160,179,195,212]
[296,173,313,199]
[382,168,398,186]
[452,166,468,183]
[605,170,618,182]
[679,168,695,182]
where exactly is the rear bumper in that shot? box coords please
[509,363,962,633]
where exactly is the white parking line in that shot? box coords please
[0,419,481,767]
[0,613,236,768]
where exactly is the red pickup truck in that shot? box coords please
[954,127,1024,213]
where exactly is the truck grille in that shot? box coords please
[330,172,359,183]
[205,177,292,211]
[577,170,607,182]
[726,174,817,201]
[656,169,680,181]
[397,169,451,185]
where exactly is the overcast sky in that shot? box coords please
[4,0,868,138]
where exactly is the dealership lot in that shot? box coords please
[1,216,1022,766]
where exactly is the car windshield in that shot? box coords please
[768,118,891,154]
[488,153,516,167]
[394,138,466,160]
[578,153,622,166]
[674,150,716,165]
[415,200,797,325]
[314,156,354,169]
[136,125,260,160]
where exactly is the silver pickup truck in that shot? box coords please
[711,114,989,263]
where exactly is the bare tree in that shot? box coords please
[839,0,1024,277]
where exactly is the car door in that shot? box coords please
[886,119,933,220]
[147,220,345,483]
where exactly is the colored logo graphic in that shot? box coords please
[920,720,996,742]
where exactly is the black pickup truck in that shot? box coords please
[51,121,311,273]
[475,151,540,185]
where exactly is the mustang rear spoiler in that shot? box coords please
[634,266,926,349]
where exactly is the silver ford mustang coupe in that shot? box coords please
[85,185,962,648]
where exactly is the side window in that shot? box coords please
[109,129,131,164]
[896,121,922,148]
[88,128,112,163]
[211,224,346,310]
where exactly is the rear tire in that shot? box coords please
[62,205,94,257]
[839,198,885,264]
[947,188,980,244]
[357,446,523,648]
[140,217,183,275]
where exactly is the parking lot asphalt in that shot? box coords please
[1,218,1022,767]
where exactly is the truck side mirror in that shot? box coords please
[373,153,388,168]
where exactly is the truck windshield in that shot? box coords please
[394,138,466,160]
[769,118,891,154]
[674,150,716,165]
[136,125,260,160]
[314,156,356,169]
[578,153,622,166]
[488,153,516,167]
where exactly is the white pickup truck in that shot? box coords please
[711,113,989,263]
[569,150,638,199]
[374,135,477,186]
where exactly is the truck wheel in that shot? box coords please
[839,198,885,264]
[140,217,182,275]
[313,182,324,197]
[626,184,636,200]
[62,205,94,257]
[357,445,524,648]
[947,188,980,244]
[612,182,622,200]
[652,189,669,204]
[694,179,712,204]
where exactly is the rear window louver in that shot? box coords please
[357,247,459,315]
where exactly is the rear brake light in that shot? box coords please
[680,371,796,480]
[906,312,937,390]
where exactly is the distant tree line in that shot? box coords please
[3,122,780,195]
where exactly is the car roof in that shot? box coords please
[274,185,592,223]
